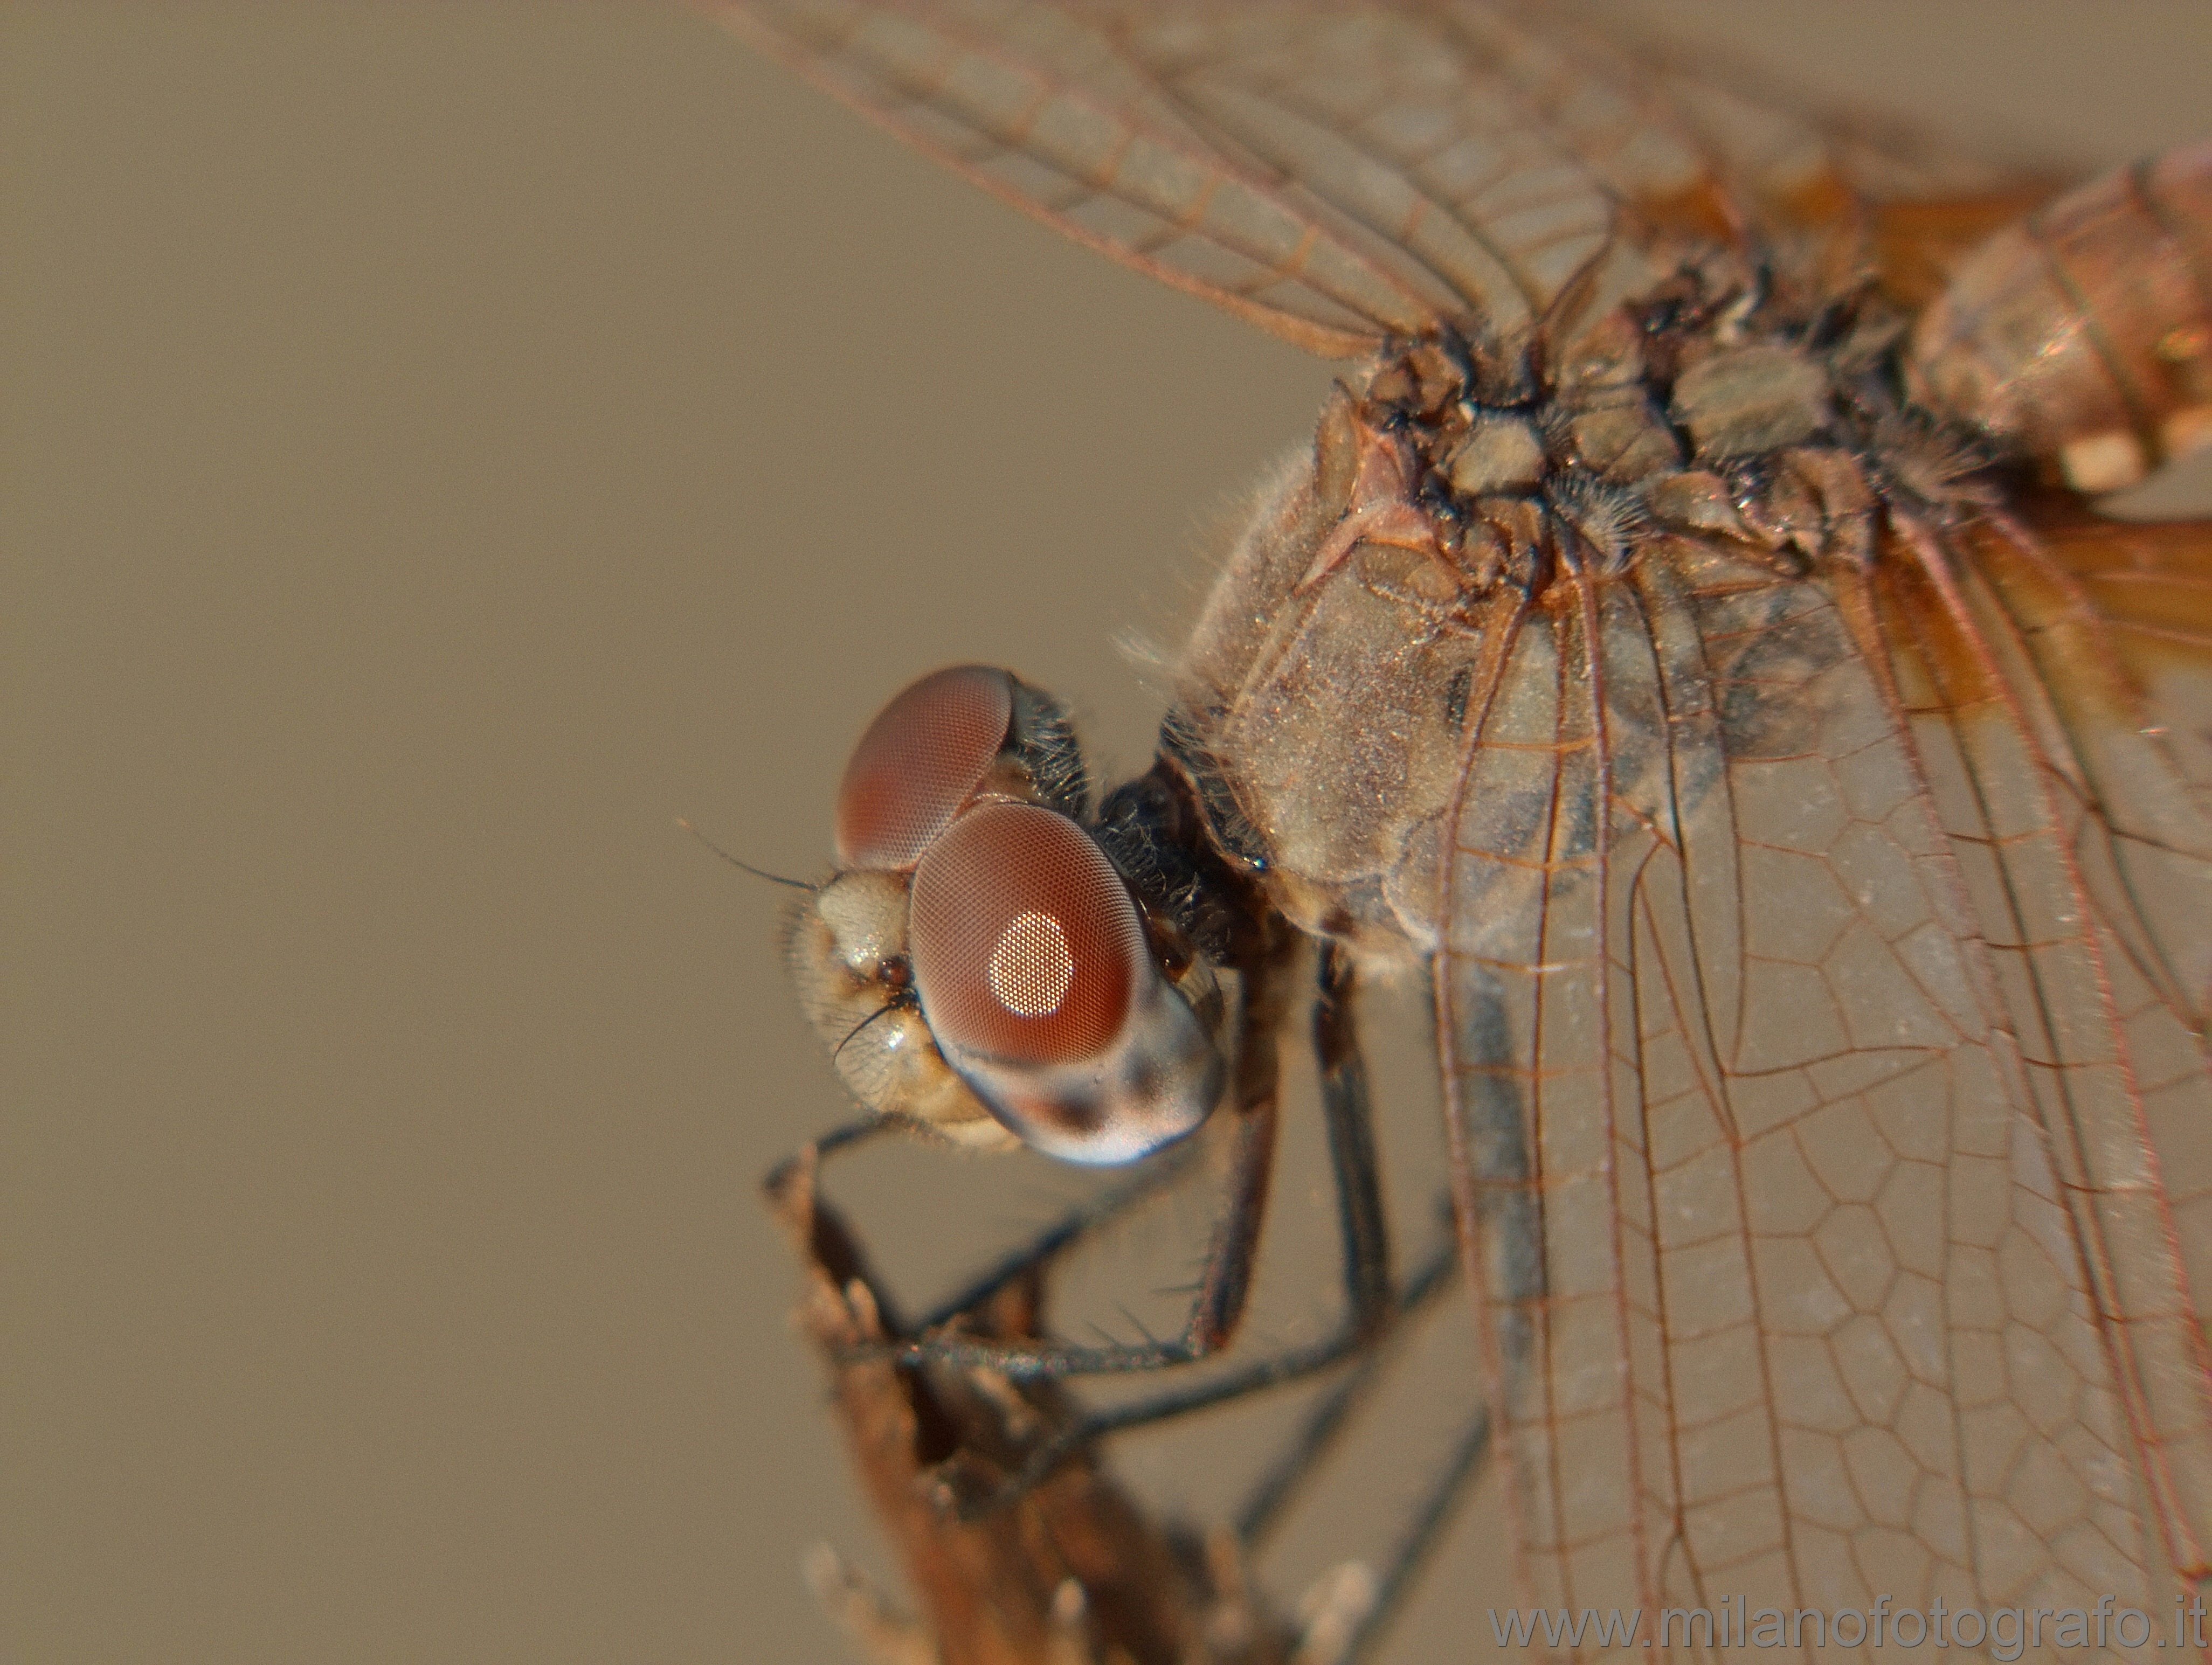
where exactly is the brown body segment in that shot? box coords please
[1908,141,2212,492]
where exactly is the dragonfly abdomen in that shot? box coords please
[1907,140,2212,493]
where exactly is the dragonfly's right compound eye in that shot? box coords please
[907,800,1220,1164]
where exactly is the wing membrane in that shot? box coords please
[1982,501,2212,838]
[1439,531,2211,1653]
[706,1,2061,358]
[1888,510,2212,1565]
[1975,510,2212,1348]
[709,0,1462,352]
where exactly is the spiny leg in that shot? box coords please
[763,1114,1198,1339]
[855,921,1300,1380]
[1252,949,1491,1662]
[953,943,1450,1516]
[909,1141,1200,1334]
[955,1231,1460,1522]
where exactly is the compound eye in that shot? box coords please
[834,666,1013,871]
[908,802,1142,1066]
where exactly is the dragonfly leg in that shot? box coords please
[905,1143,1200,1334]
[758,1110,901,1200]
[864,936,1297,1380]
[765,1111,1199,1331]
[951,1229,1458,1522]
[1333,1404,1491,1664]
[1315,940,1393,1340]
[946,947,1463,1519]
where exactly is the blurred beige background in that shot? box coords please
[9,5,2210,1661]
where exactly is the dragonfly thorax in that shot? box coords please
[1351,273,1990,598]
[1165,285,1997,969]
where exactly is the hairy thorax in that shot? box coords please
[1167,260,1984,969]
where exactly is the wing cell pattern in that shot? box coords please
[1438,530,2211,1656]
[706,1,2051,357]
[1882,514,2212,1580]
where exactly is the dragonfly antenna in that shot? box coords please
[676,817,812,890]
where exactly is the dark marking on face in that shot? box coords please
[1047,1091,1105,1135]
[1124,1053,1166,1109]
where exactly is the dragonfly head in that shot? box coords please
[785,665,1227,1165]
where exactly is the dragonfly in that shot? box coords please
[705,3,2212,1657]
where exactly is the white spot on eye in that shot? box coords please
[987,910,1076,1017]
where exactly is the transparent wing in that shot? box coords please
[1924,503,2212,1515]
[1427,4,2059,292]
[1992,509,2212,1535]
[701,1,2060,358]
[1975,498,2212,859]
[1437,529,2212,1654]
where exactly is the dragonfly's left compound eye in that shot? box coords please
[909,800,1222,1164]
[909,802,1139,1063]
[833,664,1014,871]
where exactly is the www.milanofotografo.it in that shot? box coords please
[1488,1594,2209,1654]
